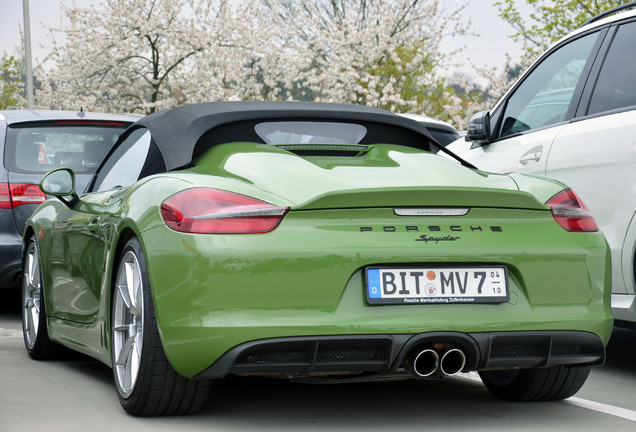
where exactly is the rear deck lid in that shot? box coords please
[194,142,556,211]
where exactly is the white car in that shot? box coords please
[447,3,636,326]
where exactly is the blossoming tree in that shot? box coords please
[36,0,469,120]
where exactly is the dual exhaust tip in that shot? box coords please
[407,347,466,377]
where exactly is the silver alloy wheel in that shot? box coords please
[112,250,145,398]
[22,241,41,349]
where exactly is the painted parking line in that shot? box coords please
[0,327,23,338]
[457,372,636,423]
[565,398,636,422]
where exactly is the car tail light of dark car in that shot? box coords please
[0,183,47,209]
[546,188,598,232]
[161,188,289,234]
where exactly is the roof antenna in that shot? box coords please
[78,107,85,118]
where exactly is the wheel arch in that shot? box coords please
[21,226,37,293]
[109,225,187,375]
[105,227,142,353]
[612,209,636,326]
[21,228,61,359]
[621,210,636,295]
[21,227,52,326]
[112,228,139,272]
[22,225,36,245]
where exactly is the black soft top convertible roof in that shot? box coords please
[131,101,456,171]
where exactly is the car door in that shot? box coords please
[47,192,115,322]
[450,28,607,176]
[46,128,159,323]
[545,20,636,297]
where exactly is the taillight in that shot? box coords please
[160,188,288,234]
[0,183,47,209]
[546,188,598,232]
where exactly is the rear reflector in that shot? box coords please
[161,188,288,234]
[0,183,47,209]
[0,184,9,209]
[546,188,598,232]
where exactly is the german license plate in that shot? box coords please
[365,266,508,305]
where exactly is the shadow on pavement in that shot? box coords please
[605,326,636,374]
[0,288,20,316]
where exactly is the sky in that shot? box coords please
[0,0,528,82]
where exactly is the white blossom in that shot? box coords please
[33,0,497,129]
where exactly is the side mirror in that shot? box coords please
[465,110,492,144]
[39,168,79,207]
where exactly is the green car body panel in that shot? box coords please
[26,142,612,377]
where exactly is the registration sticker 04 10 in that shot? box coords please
[366,266,509,305]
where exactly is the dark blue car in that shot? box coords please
[0,110,137,290]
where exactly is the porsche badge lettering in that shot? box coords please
[359,225,503,242]
[360,225,503,232]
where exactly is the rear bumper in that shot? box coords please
[142,209,612,378]
[195,331,605,379]
[0,232,23,289]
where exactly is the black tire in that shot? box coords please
[111,237,212,416]
[479,365,591,401]
[21,237,59,360]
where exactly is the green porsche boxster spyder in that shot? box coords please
[21,102,612,416]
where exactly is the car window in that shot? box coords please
[255,121,367,144]
[4,122,128,174]
[497,31,600,139]
[93,128,165,192]
[587,21,636,115]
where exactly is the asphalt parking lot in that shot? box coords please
[2,288,636,431]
